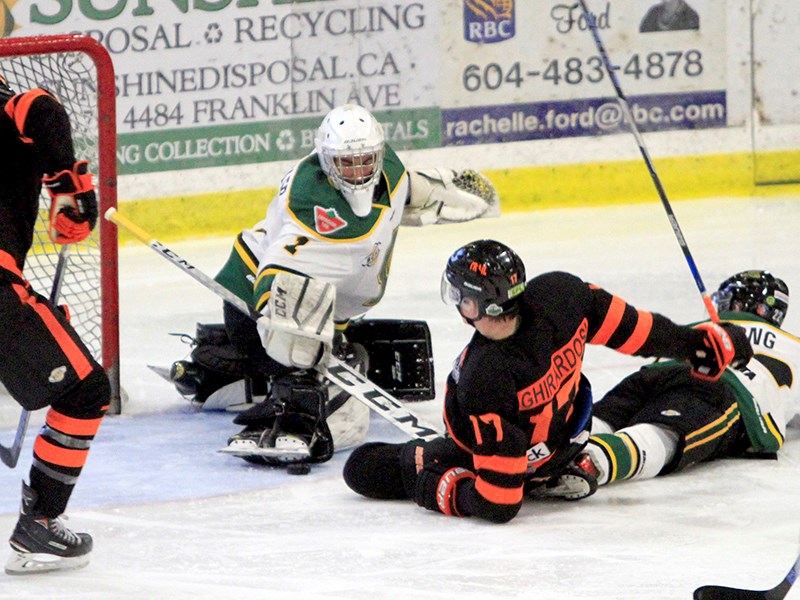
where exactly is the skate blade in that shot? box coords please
[218,445,311,459]
[218,437,311,463]
[5,550,90,575]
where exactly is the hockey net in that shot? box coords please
[0,35,120,413]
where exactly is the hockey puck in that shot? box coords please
[287,463,311,475]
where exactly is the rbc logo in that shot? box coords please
[464,0,515,44]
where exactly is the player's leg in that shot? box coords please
[170,304,292,404]
[0,285,109,574]
[343,437,470,500]
[586,365,743,486]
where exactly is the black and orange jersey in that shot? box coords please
[0,79,77,270]
[443,271,707,522]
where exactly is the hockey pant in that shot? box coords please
[0,277,109,517]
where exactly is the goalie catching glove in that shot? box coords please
[256,272,336,370]
[403,168,500,226]
[688,322,753,381]
[44,160,98,244]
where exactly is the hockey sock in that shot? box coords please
[587,424,679,486]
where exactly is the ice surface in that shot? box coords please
[1,197,800,599]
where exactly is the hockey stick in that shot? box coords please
[104,207,442,442]
[694,549,800,599]
[0,245,71,468]
[577,0,719,322]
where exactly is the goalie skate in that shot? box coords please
[219,431,311,464]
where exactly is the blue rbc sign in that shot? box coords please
[463,0,515,44]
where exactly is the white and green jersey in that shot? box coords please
[718,312,800,452]
[215,146,409,325]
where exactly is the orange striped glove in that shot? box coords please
[44,160,97,244]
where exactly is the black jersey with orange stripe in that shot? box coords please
[0,82,77,270]
[443,270,707,522]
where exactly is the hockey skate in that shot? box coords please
[526,454,599,501]
[219,372,334,467]
[5,482,92,575]
[220,427,312,464]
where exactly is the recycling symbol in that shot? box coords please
[204,23,222,44]
[276,130,296,152]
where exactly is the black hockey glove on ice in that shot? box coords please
[415,460,475,517]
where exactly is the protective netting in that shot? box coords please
[1,49,104,363]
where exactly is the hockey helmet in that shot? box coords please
[314,104,385,217]
[712,270,789,327]
[441,239,526,320]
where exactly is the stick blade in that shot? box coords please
[0,443,21,468]
[694,585,769,600]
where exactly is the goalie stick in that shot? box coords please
[0,246,71,468]
[577,0,719,322]
[694,549,800,600]
[104,208,443,442]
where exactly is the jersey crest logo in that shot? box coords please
[314,206,348,234]
[660,409,682,417]
[362,242,381,267]
[48,365,67,384]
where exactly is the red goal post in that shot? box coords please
[0,35,121,413]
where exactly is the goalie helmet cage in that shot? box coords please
[0,34,121,414]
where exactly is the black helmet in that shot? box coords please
[441,239,526,318]
[712,270,789,327]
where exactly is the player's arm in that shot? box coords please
[402,168,500,225]
[585,282,752,380]
[5,87,97,244]
[414,372,529,523]
[414,409,529,523]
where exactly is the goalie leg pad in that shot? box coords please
[326,342,371,451]
[169,322,271,403]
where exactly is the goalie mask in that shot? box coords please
[712,270,789,327]
[315,104,385,218]
[441,239,526,321]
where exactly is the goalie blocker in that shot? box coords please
[170,318,435,409]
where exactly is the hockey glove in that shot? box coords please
[44,160,98,244]
[689,322,752,381]
[415,461,475,517]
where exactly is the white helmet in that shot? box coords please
[314,104,385,217]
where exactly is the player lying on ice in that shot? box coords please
[578,270,797,488]
[164,104,499,469]
[342,239,754,523]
